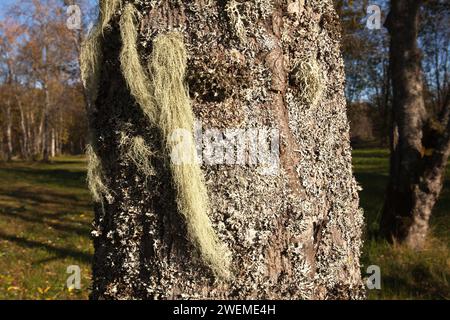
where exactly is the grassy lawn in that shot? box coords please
[353,149,449,300]
[0,157,92,299]
[0,151,448,299]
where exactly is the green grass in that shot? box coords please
[0,156,92,299]
[0,151,448,299]
[353,149,450,300]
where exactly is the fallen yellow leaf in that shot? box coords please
[7,286,20,291]
[37,286,50,294]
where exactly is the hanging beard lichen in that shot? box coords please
[80,25,103,107]
[119,4,157,122]
[86,144,111,203]
[118,3,231,280]
[119,132,155,180]
[80,0,123,107]
[81,0,123,206]
[99,0,122,31]
[151,32,232,280]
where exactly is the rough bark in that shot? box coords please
[382,0,450,249]
[90,0,364,300]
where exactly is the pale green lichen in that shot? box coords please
[119,4,157,122]
[291,58,324,106]
[86,144,111,203]
[119,3,232,280]
[150,31,232,280]
[119,132,155,179]
[80,0,123,107]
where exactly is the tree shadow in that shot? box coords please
[0,167,87,189]
[0,231,92,264]
[0,207,90,237]
[0,187,91,214]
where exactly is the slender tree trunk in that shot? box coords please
[31,112,40,160]
[58,112,64,155]
[18,101,29,159]
[42,83,51,162]
[57,131,62,155]
[0,134,3,161]
[42,122,50,161]
[50,128,56,158]
[382,0,450,248]
[88,0,364,299]
[4,103,13,162]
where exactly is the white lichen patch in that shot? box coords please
[225,0,247,44]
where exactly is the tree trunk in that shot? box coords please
[50,128,56,158]
[42,121,50,162]
[42,96,51,162]
[4,103,13,162]
[18,101,29,159]
[382,0,450,249]
[88,0,364,300]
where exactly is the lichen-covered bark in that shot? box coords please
[90,0,364,300]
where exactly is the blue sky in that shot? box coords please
[0,0,98,19]
[0,0,99,33]
[0,0,17,18]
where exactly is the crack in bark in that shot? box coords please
[263,8,305,198]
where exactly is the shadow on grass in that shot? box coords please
[0,231,92,264]
[0,207,90,237]
[364,239,450,300]
[352,149,390,158]
[0,186,91,213]
[3,187,80,202]
[371,274,449,300]
[0,167,86,190]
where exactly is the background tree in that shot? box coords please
[0,0,89,161]
[0,20,24,161]
[336,0,392,146]
[421,0,450,117]
[381,0,450,248]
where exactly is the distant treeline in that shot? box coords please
[0,1,448,159]
[336,0,449,147]
[0,0,93,161]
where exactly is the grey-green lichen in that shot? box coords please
[290,57,324,106]
[119,132,156,179]
[86,144,112,203]
[80,0,123,108]
[119,2,232,279]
